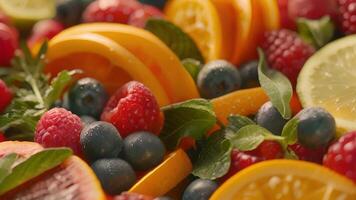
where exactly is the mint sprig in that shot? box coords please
[257,49,293,119]
[0,154,18,183]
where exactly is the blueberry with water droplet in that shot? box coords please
[182,179,218,200]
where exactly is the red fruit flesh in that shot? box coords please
[28,19,64,48]
[323,131,356,183]
[0,23,18,66]
[128,5,164,28]
[35,108,83,156]
[289,143,327,164]
[0,79,12,112]
[337,0,356,34]
[101,81,162,138]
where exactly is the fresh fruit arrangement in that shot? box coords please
[0,0,355,199]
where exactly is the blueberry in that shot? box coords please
[197,60,241,99]
[56,0,83,26]
[240,60,260,88]
[123,131,165,171]
[80,115,97,127]
[255,101,288,135]
[182,179,218,200]
[80,121,123,162]
[91,158,136,195]
[296,107,336,149]
[68,78,108,119]
[138,0,166,9]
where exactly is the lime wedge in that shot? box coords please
[0,0,55,28]
[297,35,356,134]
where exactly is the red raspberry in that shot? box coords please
[0,131,6,142]
[0,11,10,25]
[128,5,164,28]
[221,149,264,181]
[336,0,356,34]
[278,0,296,30]
[35,108,83,156]
[0,23,18,66]
[289,143,327,164]
[261,29,315,86]
[0,79,12,113]
[323,131,356,183]
[114,192,153,200]
[83,0,142,24]
[101,81,162,138]
[27,19,64,48]
[288,0,338,21]
[249,141,284,160]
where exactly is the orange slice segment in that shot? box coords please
[129,149,192,197]
[257,0,280,30]
[51,23,199,104]
[46,32,170,106]
[211,160,356,200]
[165,0,224,61]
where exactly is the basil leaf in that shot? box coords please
[229,125,267,151]
[297,16,335,49]
[192,132,232,180]
[160,99,216,150]
[281,118,299,145]
[0,154,18,183]
[0,148,72,195]
[145,19,205,63]
[257,49,293,119]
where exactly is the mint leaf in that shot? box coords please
[229,125,266,151]
[281,118,299,145]
[258,49,292,119]
[284,148,299,160]
[297,16,335,49]
[225,115,256,139]
[145,19,204,63]
[192,132,232,180]
[160,99,216,149]
[0,154,18,183]
[181,58,202,81]
[0,148,72,195]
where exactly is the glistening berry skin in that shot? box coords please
[323,131,356,183]
[289,143,327,164]
[80,121,123,162]
[296,107,336,149]
[336,0,356,34]
[91,158,136,195]
[255,101,287,135]
[182,179,218,200]
[197,60,242,99]
[239,60,260,88]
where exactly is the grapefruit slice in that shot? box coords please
[211,160,356,200]
[46,32,170,106]
[50,23,199,104]
[0,141,105,200]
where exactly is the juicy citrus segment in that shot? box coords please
[46,33,170,106]
[51,23,199,104]
[211,160,356,200]
[297,35,356,132]
[129,149,192,197]
[232,0,264,65]
[165,0,223,61]
[211,87,269,124]
[257,0,280,30]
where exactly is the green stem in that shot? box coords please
[29,78,44,107]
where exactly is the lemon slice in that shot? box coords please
[0,0,55,28]
[165,0,223,61]
[297,35,356,133]
[211,160,356,200]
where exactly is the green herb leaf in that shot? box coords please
[257,49,292,119]
[281,118,299,145]
[192,132,232,180]
[225,115,256,139]
[181,58,202,81]
[0,148,72,195]
[284,148,299,160]
[0,154,18,183]
[229,125,266,151]
[160,99,216,150]
[297,16,335,49]
[145,19,205,63]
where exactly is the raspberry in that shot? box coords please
[0,79,12,113]
[114,192,153,200]
[278,0,296,30]
[0,23,18,66]
[101,81,162,138]
[221,149,264,181]
[35,108,83,155]
[0,131,5,142]
[128,5,164,28]
[83,0,142,24]
[336,0,356,34]
[261,29,315,85]
[249,141,284,160]
[323,131,356,183]
[288,0,338,21]
[27,19,64,48]
[289,143,327,164]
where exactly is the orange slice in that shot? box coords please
[165,0,224,61]
[211,87,269,124]
[129,149,192,197]
[257,0,280,30]
[211,160,356,200]
[46,32,170,106]
[50,23,199,104]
